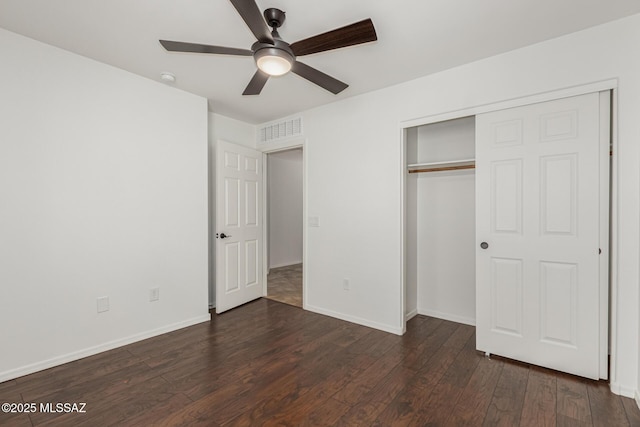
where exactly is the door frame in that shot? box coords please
[399,79,619,388]
[259,138,307,308]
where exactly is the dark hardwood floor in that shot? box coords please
[1,298,639,426]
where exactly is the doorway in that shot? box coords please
[265,147,303,307]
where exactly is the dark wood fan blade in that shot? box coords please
[290,19,377,57]
[229,0,274,44]
[159,40,253,56]
[291,61,348,94]
[243,70,270,95]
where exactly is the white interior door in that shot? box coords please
[476,92,609,379]
[215,140,263,313]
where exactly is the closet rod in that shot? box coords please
[408,164,476,174]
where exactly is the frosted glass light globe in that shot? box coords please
[256,55,292,76]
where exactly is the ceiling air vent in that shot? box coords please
[258,117,303,144]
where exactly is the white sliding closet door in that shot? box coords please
[476,92,609,380]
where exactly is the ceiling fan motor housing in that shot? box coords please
[252,38,295,59]
[264,8,286,28]
[252,39,295,76]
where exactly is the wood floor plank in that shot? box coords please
[0,379,18,393]
[222,369,311,426]
[0,381,29,427]
[0,381,32,427]
[225,353,367,426]
[442,322,476,349]
[0,414,32,427]
[331,343,405,406]
[223,328,394,426]
[557,414,594,427]
[165,321,331,400]
[157,316,309,383]
[373,343,463,426]
[118,393,194,427]
[0,380,22,403]
[621,397,640,426]
[28,362,157,425]
[519,366,557,427]
[400,317,456,370]
[16,348,146,402]
[586,380,630,427]
[2,299,633,426]
[327,322,376,349]
[557,373,593,424]
[445,354,504,425]
[410,330,482,425]
[175,320,376,425]
[335,364,417,426]
[175,330,340,424]
[300,397,351,426]
[344,328,401,359]
[38,375,178,427]
[159,374,271,426]
[225,327,390,426]
[482,359,529,427]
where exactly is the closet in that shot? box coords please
[405,116,476,325]
[404,91,611,380]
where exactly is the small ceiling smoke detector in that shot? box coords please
[160,72,176,83]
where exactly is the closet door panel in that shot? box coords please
[540,154,577,236]
[490,257,523,336]
[539,261,577,347]
[491,160,523,235]
[476,92,605,380]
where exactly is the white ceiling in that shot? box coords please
[1,1,639,124]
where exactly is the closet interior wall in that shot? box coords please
[406,116,477,325]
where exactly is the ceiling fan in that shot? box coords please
[159,0,377,95]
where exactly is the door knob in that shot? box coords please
[480,242,489,249]
[217,233,231,239]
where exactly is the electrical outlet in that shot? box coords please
[343,278,350,291]
[149,288,160,302]
[97,296,109,313]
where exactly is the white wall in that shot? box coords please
[0,28,209,381]
[416,172,475,324]
[207,113,256,307]
[409,118,476,325]
[299,13,640,397]
[268,149,303,269]
[209,113,256,149]
[405,128,418,319]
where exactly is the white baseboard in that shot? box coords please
[609,381,637,399]
[405,309,418,321]
[635,390,640,411]
[268,261,303,269]
[0,314,211,383]
[305,304,403,335]
[418,308,476,326]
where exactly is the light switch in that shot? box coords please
[309,216,319,227]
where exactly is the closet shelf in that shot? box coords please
[408,158,475,174]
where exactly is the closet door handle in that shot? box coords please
[480,242,489,249]
[217,233,232,239]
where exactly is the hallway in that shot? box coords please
[265,263,302,308]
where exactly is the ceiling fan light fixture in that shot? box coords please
[255,48,293,76]
[159,0,377,95]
